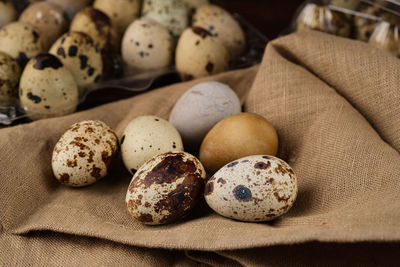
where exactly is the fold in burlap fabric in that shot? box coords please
[1,31,399,266]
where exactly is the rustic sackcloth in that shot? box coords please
[1,31,400,266]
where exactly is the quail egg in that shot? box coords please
[47,0,92,19]
[121,115,184,174]
[52,120,119,187]
[199,113,279,174]
[93,0,141,35]
[0,22,45,67]
[176,27,230,80]
[121,18,174,71]
[142,0,189,37]
[0,52,21,105]
[19,2,69,50]
[169,81,241,152]
[50,31,103,92]
[204,155,298,222]
[19,53,79,120]
[126,151,206,225]
[193,4,246,59]
[0,0,17,28]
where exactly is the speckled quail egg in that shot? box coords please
[0,51,21,105]
[204,155,298,222]
[142,0,189,37]
[176,27,230,80]
[169,81,241,152]
[193,5,245,59]
[0,0,17,28]
[369,21,400,57]
[121,115,184,174]
[93,0,141,35]
[126,151,206,225]
[50,31,103,92]
[19,53,79,120]
[200,113,279,174]
[296,3,351,37]
[121,18,174,71]
[70,7,119,54]
[47,0,92,19]
[19,2,69,50]
[0,22,45,67]
[52,120,119,187]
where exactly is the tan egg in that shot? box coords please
[126,151,206,225]
[19,2,69,50]
[0,52,21,105]
[93,0,141,35]
[49,31,103,92]
[199,113,279,174]
[0,0,17,28]
[47,0,92,19]
[0,22,45,67]
[52,120,119,187]
[142,0,188,37]
[121,18,174,71]
[204,155,298,222]
[193,5,245,59]
[176,27,229,80]
[19,53,79,120]
[121,115,184,174]
[70,7,119,54]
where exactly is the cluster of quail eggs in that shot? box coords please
[295,0,400,58]
[0,0,247,121]
[52,81,298,225]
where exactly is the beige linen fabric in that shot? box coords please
[1,31,399,265]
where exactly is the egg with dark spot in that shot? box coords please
[50,31,103,91]
[52,120,119,187]
[0,52,21,105]
[126,151,206,225]
[204,155,298,222]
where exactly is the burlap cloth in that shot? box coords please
[1,31,400,266]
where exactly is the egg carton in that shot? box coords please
[0,14,268,126]
[288,0,400,56]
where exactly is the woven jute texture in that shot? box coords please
[1,31,399,266]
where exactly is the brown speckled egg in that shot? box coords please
[199,113,278,174]
[193,5,245,59]
[0,22,45,67]
[0,51,21,105]
[70,7,119,54]
[52,120,119,187]
[121,18,174,71]
[121,115,184,174]
[19,2,69,50]
[176,27,229,80]
[19,53,79,120]
[48,0,92,19]
[126,151,206,225]
[50,31,103,91]
[142,0,188,37]
[93,0,141,35]
[204,155,298,222]
[0,0,17,28]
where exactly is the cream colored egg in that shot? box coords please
[176,27,229,80]
[204,155,298,222]
[121,115,184,173]
[0,52,21,105]
[121,18,174,71]
[93,0,141,35]
[47,0,92,19]
[193,5,245,59]
[52,120,119,187]
[142,0,188,37]
[19,53,79,120]
[0,0,17,28]
[50,31,103,92]
[0,22,45,67]
[126,151,206,225]
[19,2,69,50]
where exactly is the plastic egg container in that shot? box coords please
[0,0,268,125]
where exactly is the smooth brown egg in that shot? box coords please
[199,112,278,174]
